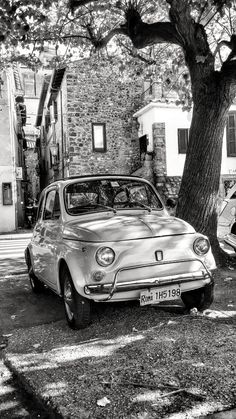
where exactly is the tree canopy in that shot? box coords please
[1,1,236,105]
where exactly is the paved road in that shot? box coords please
[0,235,63,418]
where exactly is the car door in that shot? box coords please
[39,188,62,291]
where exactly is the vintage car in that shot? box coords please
[25,175,216,329]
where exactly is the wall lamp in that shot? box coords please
[50,143,59,169]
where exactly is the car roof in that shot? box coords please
[47,174,145,188]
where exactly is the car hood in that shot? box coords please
[64,213,195,242]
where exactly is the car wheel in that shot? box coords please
[181,283,214,312]
[29,271,45,294]
[62,267,91,329]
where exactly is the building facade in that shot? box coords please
[0,66,27,232]
[133,81,236,202]
[36,58,143,188]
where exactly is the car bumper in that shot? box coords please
[224,235,236,250]
[84,258,214,302]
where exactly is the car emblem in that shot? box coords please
[155,250,163,261]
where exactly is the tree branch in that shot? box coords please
[86,26,128,48]
[68,0,98,13]
[221,59,236,83]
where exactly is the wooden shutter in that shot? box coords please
[178,129,189,154]
[226,113,236,157]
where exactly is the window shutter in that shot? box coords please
[227,113,236,156]
[178,129,189,154]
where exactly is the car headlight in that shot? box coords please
[193,237,210,256]
[96,247,115,266]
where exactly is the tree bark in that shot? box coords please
[176,80,231,264]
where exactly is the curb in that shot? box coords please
[0,234,32,240]
[4,356,64,419]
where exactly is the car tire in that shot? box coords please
[62,267,91,329]
[29,270,45,294]
[181,283,214,312]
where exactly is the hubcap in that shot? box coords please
[64,278,74,321]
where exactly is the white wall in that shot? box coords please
[134,101,236,177]
[0,166,16,232]
[0,70,17,232]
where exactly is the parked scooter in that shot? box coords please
[25,199,38,229]
[26,204,34,229]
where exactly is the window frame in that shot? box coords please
[43,189,61,221]
[92,123,107,152]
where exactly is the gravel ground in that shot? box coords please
[3,268,236,419]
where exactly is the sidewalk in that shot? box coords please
[0,229,32,240]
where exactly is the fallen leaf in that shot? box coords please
[33,343,41,349]
[97,396,111,407]
[224,277,233,282]
[0,343,7,349]
[192,362,205,367]
[190,308,199,316]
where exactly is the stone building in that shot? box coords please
[36,58,143,188]
[35,58,236,208]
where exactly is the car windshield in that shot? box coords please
[64,178,163,215]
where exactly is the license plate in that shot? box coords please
[140,285,181,306]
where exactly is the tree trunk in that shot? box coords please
[176,84,230,264]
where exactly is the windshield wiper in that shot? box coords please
[88,202,117,214]
[130,201,152,212]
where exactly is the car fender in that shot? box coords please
[58,248,89,298]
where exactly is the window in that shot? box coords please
[92,123,106,152]
[22,72,37,97]
[65,179,163,215]
[43,190,61,220]
[178,128,189,154]
[226,112,236,157]
[36,194,44,221]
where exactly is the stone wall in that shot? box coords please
[152,122,181,200]
[66,58,143,176]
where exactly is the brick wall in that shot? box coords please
[66,58,143,176]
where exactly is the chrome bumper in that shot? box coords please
[84,258,214,302]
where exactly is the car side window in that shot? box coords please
[43,190,61,220]
[36,195,44,221]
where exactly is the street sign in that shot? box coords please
[16,167,23,180]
